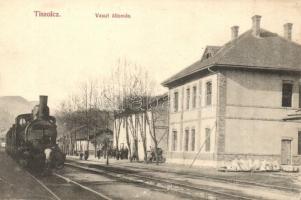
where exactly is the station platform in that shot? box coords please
[67,155,301,192]
[0,150,52,200]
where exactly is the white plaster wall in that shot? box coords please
[224,69,301,156]
[226,70,300,108]
[168,74,218,157]
[225,119,301,155]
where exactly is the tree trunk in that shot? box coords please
[134,139,139,161]
[129,115,139,161]
[71,136,73,155]
[134,114,139,161]
[137,112,147,162]
[125,117,132,162]
[94,130,97,158]
[154,139,159,165]
[150,111,159,165]
[142,113,147,162]
[114,117,122,159]
[75,130,77,153]
[145,110,159,165]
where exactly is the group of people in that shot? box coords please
[76,146,165,163]
[147,147,164,162]
[96,146,129,160]
[79,150,89,160]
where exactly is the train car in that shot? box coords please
[5,96,65,172]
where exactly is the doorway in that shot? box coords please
[281,139,292,165]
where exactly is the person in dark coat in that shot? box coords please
[97,149,101,159]
[120,147,124,160]
[84,150,89,160]
[124,147,129,159]
[79,151,83,160]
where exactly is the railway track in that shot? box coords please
[69,160,300,194]
[53,173,112,200]
[66,162,258,200]
[106,162,301,193]
[28,170,112,200]
[26,171,62,200]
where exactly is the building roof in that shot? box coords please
[200,46,221,62]
[162,28,301,87]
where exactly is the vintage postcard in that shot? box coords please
[0,0,301,199]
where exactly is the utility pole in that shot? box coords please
[85,85,90,158]
[74,118,77,155]
[106,134,110,165]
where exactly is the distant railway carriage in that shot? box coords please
[5,96,65,172]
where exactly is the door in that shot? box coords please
[281,139,292,165]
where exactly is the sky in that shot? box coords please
[1,0,301,108]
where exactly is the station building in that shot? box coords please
[162,15,301,167]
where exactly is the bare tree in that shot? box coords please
[145,95,169,165]
[137,112,147,162]
[56,58,161,164]
[104,58,157,162]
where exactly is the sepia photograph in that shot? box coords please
[0,0,301,199]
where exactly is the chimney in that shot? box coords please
[231,26,239,40]
[252,15,261,37]
[38,95,49,118]
[284,23,293,40]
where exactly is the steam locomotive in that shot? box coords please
[5,96,65,172]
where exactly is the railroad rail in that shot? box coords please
[68,160,300,194]
[26,171,61,200]
[66,162,257,200]
[108,162,301,193]
[53,173,112,200]
[27,170,112,200]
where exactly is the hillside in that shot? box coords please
[0,96,38,131]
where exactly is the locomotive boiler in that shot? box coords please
[5,95,65,172]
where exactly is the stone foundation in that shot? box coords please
[217,153,279,161]
[166,151,301,168]
[166,158,218,168]
[218,153,301,166]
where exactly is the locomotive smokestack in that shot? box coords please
[39,95,49,118]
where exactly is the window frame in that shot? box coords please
[282,80,293,108]
[191,128,196,152]
[186,87,190,110]
[174,91,179,112]
[192,85,197,109]
[184,129,189,151]
[172,130,178,151]
[205,128,211,152]
[205,81,212,106]
[199,81,202,108]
